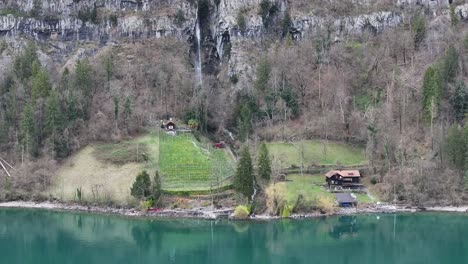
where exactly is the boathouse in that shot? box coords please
[335,193,358,207]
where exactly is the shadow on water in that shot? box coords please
[1,209,468,263]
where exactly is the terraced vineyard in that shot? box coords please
[158,132,235,191]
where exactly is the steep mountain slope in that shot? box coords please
[0,0,468,205]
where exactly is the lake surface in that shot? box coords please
[0,209,467,263]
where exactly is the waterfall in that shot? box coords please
[195,17,203,87]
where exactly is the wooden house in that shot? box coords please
[325,170,361,188]
[165,120,176,131]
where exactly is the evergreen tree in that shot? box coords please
[123,97,132,130]
[450,4,459,27]
[280,81,300,117]
[75,60,93,119]
[452,81,468,121]
[412,13,426,49]
[67,94,81,121]
[14,43,38,80]
[422,66,442,122]
[32,66,52,100]
[254,58,271,92]
[152,171,162,205]
[445,125,466,171]
[113,96,119,121]
[130,170,152,199]
[238,104,252,142]
[235,146,254,200]
[45,91,64,136]
[441,45,459,83]
[257,143,272,180]
[20,103,37,156]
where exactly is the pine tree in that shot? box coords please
[45,91,64,136]
[445,125,466,171]
[152,171,162,205]
[14,43,38,80]
[20,103,36,156]
[422,66,442,122]
[450,4,459,27]
[238,104,252,142]
[123,97,132,130]
[235,146,254,200]
[412,13,426,49]
[257,143,272,180]
[130,170,152,199]
[452,81,468,121]
[75,60,93,119]
[31,66,51,100]
[441,45,459,83]
[254,57,271,92]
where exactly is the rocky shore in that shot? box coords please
[2,201,466,221]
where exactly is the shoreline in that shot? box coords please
[0,201,467,220]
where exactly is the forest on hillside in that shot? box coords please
[0,0,468,206]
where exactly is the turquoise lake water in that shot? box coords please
[0,209,467,263]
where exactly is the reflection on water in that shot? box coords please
[0,209,468,264]
[329,216,359,239]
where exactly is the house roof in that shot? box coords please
[335,193,357,204]
[325,170,361,178]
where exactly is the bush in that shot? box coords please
[130,170,152,199]
[280,204,292,218]
[230,74,239,84]
[237,12,247,32]
[315,196,335,214]
[109,14,118,27]
[174,9,186,27]
[140,199,154,210]
[412,13,426,49]
[371,176,378,185]
[233,205,250,219]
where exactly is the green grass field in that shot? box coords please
[158,133,235,191]
[267,140,366,169]
[270,174,374,209]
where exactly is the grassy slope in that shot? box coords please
[51,131,236,203]
[159,133,235,191]
[267,140,366,169]
[51,146,143,205]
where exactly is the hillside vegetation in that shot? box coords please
[0,0,467,207]
[267,140,366,169]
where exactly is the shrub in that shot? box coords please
[130,170,152,199]
[370,176,378,185]
[230,74,239,84]
[75,187,83,202]
[109,14,118,27]
[237,12,247,32]
[140,199,154,210]
[188,119,199,130]
[315,196,335,214]
[174,9,186,27]
[233,205,250,219]
[280,204,292,218]
[412,13,426,49]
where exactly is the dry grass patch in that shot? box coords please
[50,146,143,205]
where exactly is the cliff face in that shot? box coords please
[1,0,467,81]
[3,1,466,46]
